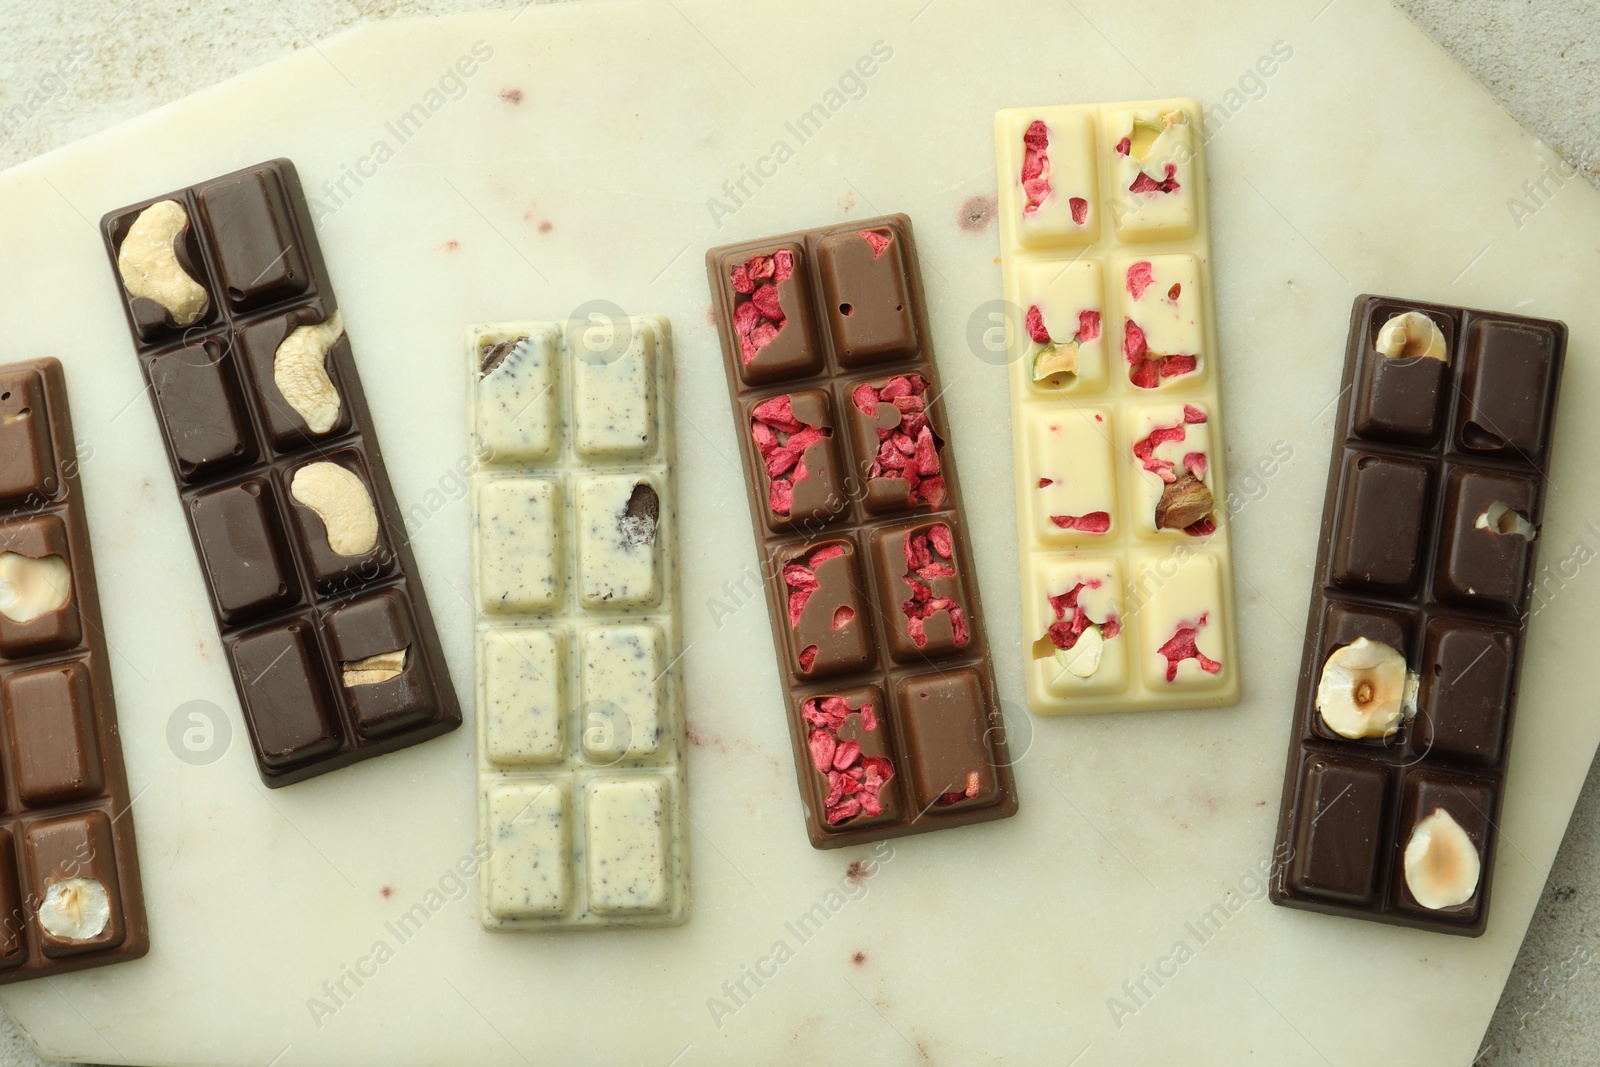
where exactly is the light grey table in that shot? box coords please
[1,1,1597,1064]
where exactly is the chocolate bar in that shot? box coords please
[100,160,461,786]
[992,99,1241,715]
[1269,294,1566,935]
[0,359,148,981]
[707,215,1018,849]
[468,317,688,928]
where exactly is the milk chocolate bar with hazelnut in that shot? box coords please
[100,160,461,787]
[0,359,149,982]
[706,215,1019,849]
[1269,294,1566,935]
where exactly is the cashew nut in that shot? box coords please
[291,462,378,556]
[274,311,345,434]
[117,200,209,326]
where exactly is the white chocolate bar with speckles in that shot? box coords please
[468,317,687,929]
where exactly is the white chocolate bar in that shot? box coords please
[468,317,687,928]
[995,100,1241,714]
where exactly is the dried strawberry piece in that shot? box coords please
[929,525,953,558]
[1158,614,1222,681]
[801,700,829,727]
[1129,164,1180,195]
[1025,305,1052,344]
[913,476,946,507]
[918,562,955,581]
[752,395,801,432]
[1184,452,1208,480]
[1133,423,1188,482]
[771,248,794,281]
[787,590,811,628]
[1049,511,1111,533]
[798,645,818,672]
[950,606,971,646]
[1183,404,1207,424]
[905,530,932,570]
[1077,310,1101,342]
[832,740,862,771]
[1101,616,1122,641]
[859,792,882,817]
[1115,136,1131,156]
[902,576,933,602]
[764,446,799,479]
[859,703,878,732]
[1124,319,1148,362]
[862,755,892,781]
[912,427,940,475]
[880,375,915,401]
[730,262,755,294]
[768,477,793,515]
[750,283,783,320]
[1070,197,1088,225]
[1127,261,1154,301]
[1184,516,1218,537]
[891,394,925,415]
[783,563,819,592]
[810,544,846,566]
[826,797,862,824]
[859,230,891,257]
[906,615,926,648]
[809,729,836,773]
[852,383,879,415]
[1161,354,1197,379]
[825,772,845,807]
[786,426,827,454]
[1130,358,1161,390]
[749,254,774,280]
[733,300,761,337]
[1038,477,1054,488]
[832,606,855,630]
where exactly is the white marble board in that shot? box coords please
[0,0,1597,1063]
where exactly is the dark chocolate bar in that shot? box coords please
[707,215,1019,849]
[100,160,460,787]
[1269,294,1566,935]
[0,359,148,981]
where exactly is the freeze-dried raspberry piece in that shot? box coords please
[912,427,940,475]
[1133,423,1189,482]
[1129,163,1180,195]
[826,797,862,824]
[1158,615,1221,681]
[1025,305,1052,344]
[912,475,946,507]
[730,262,755,294]
[1184,452,1208,480]
[1038,477,1054,488]
[832,740,862,771]
[832,606,855,630]
[859,230,891,257]
[851,383,878,415]
[1124,319,1148,362]
[1127,262,1154,301]
[950,605,971,646]
[859,703,878,731]
[764,446,799,479]
[1070,197,1088,225]
[880,375,916,401]
[928,524,953,558]
[1049,512,1112,534]
[1115,136,1131,156]
[772,248,795,282]
[783,563,819,592]
[1184,516,1217,537]
[798,645,818,671]
[1183,404,1207,424]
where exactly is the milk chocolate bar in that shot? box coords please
[992,99,1241,715]
[100,160,461,786]
[468,318,688,928]
[0,359,148,981]
[1269,295,1566,935]
[707,216,1018,849]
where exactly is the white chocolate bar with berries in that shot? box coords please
[467,317,688,928]
[994,99,1241,715]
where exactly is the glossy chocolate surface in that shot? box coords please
[707,215,1018,849]
[101,160,461,787]
[0,359,149,982]
[1270,294,1566,935]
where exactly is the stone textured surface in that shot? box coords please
[0,1,1595,1064]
